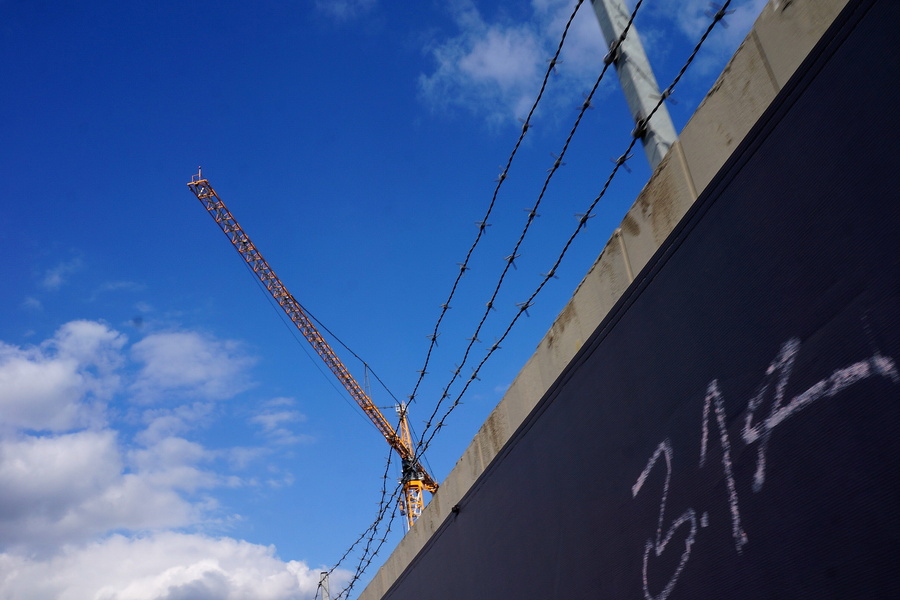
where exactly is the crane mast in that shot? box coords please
[187,171,437,528]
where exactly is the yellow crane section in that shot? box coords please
[186,170,437,528]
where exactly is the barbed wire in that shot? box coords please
[332,482,405,599]
[414,0,734,460]
[322,0,736,594]
[316,450,400,599]
[413,0,646,456]
[334,489,403,599]
[316,5,593,595]
[407,0,588,407]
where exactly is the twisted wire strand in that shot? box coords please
[325,0,735,592]
[414,0,646,455]
[307,2,597,585]
[415,0,733,459]
[407,0,588,406]
[322,451,398,590]
[333,482,405,599]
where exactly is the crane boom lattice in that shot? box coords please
[187,172,437,528]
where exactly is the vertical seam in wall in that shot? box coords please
[751,29,782,93]
[673,140,699,201]
[614,229,635,282]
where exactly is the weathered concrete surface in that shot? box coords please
[679,31,780,193]
[359,1,850,597]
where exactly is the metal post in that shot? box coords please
[589,0,677,170]
[319,571,331,600]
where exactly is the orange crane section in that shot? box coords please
[187,170,437,528]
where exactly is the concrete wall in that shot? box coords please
[359,0,850,597]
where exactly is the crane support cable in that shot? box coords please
[186,174,438,501]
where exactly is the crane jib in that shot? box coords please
[187,175,437,528]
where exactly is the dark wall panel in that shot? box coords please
[383,1,900,598]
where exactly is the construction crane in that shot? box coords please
[187,169,437,529]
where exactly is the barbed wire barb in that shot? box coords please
[413,0,734,461]
[406,0,589,407]
[413,0,646,456]
[327,0,736,592]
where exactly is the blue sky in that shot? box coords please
[1,0,765,597]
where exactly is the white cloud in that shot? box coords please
[252,410,302,432]
[419,0,608,124]
[136,402,215,446]
[0,347,86,431]
[419,2,542,123]
[0,320,334,597]
[0,532,339,600]
[136,301,154,313]
[0,320,125,432]
[0,430,197,551]
[53,319,127,374]
[41,257,84,290]
[642,0,768,78]
[251,398,311,446]
[419,0,768,124]
[130,331,254,402]
[129,436,218,492]
[459,26,542,90]
[546,0,610,74]
[0,431,121,532]
[227,446,271,471]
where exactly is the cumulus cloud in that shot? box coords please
[0,431,122,539]
[128,436,218,492]
[0,428,199,552]
[54,319,127,374]
[0,320,125,432]
[130,331,254,402]
[419,0,608,124]
[419,0,767,124]
[0,321,331,598]
[640,0,769,78]
[0,532,334,600]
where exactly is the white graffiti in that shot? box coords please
[742,338,900,492]
[700,380,747,553]
[633,336,898,599]
[632,440,697,600]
